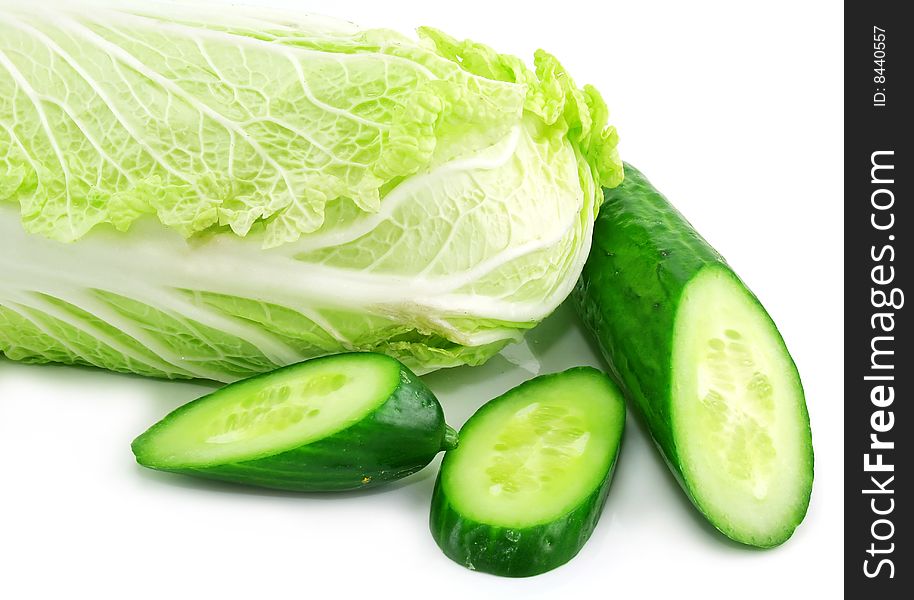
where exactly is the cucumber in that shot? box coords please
[430,367,625,577]
[132,353,457,491]
[574,165,813,547]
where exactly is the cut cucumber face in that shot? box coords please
[673,266,811,545]
[430,367,625,577]
[140,357,398,468]
[574,164,813,547]
[133,353,456,491]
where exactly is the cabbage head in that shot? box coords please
[0,1,622,381]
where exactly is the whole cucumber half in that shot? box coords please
[430,367,625,577]
[574,165,813,547]
[132,353,457,491]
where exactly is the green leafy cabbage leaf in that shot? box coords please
[0,1,621,381]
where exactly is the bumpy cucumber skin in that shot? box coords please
[430,467,615,577]
[429,367,623,577]
[573,165,812,547]
[132,354,451,491]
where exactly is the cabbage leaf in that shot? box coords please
[0,1,622,381]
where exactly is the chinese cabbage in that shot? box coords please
[0,1,621,381]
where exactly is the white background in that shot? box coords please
[0,1,843,598]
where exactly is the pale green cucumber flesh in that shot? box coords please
[443,368,624,529]
[672,266,812,546]
[431,368,625,577]
[134,353,400,469]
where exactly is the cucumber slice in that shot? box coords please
[430,367,625,577]
[575,165,813,547]
[132,353,457,491]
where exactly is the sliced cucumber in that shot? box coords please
[132,353,457,491]
[574,164,813,547]
[430,367,625,577]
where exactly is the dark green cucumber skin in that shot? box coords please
[132,354,450,492]
[429,367,622,578]
[430,461,616,578]
[575,165,726,467]
[573,164,811,546]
